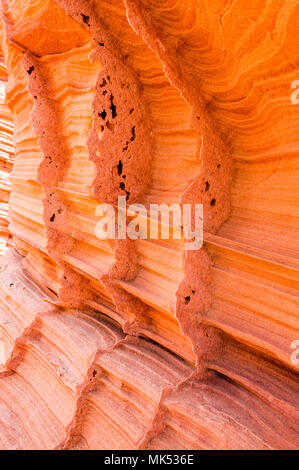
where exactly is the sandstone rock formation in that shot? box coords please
[0,56,13,257]
[0,0,298,450]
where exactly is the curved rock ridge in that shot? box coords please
[0,0,298,450]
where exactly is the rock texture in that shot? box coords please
[0,0,298,450]
[0,53,13,257]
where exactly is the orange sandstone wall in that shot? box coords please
[0,0,298,449]
[0,51,13,256]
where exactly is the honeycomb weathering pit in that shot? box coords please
[0,0,298,450]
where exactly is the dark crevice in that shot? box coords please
[99,78,107,88]
[119,182,130,201]
[130,126,136,141]
[27,66,34,75]
[98,110,107,120]
[109,94,117,118]
[81,14,90,26]
[117,160,123,175]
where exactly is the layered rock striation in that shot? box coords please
[0,53,13,257]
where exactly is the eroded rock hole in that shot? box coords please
[50,214,55,222]
[130,126,136,142]
[99,78,107,88]
[109,94,117,118]
[117,160,123,175]
[27,66,34,75]
[210,199,216,206]
[205,181,210,191]
[98,110,107,120]
[81,14,90,25]
[184,296,191,304]
[119,182,130,201]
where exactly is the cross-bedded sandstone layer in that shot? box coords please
[0,0,298,450]
[0,53,13,257]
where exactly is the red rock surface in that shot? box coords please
[0,0,298,449]
[0,51,13,257]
